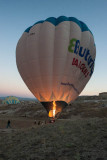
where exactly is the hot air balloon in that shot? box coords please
[2,96,20,104]
[16,16,96,118]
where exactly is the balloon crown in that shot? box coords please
[25,16,92,35]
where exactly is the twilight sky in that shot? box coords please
[0,0,107,98]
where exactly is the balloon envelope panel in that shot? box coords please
[16,16,96,104]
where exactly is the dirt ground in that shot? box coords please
[0,99,107,160]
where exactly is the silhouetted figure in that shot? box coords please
[38,121,41,125]
[7,120,11,128]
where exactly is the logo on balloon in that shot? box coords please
[68,38,95,77]
[61,82,79,94]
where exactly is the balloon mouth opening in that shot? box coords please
[41,101,68,119]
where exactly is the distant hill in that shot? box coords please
[0,94,106,102]
[0,96,38,102]
[17,97,38,101]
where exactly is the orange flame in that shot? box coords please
[53,101,56,118]
[48,101,56,118]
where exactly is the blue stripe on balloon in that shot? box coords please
[45,17,57,25]
[25,26,32,33]
[24,16,92,35]
[34,20,44,25]
[7,101,9,104]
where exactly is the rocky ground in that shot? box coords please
[0,97,107,160]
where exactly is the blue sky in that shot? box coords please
[0,0,107,98]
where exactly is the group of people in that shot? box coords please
[34,119,55,125]
[6,118,55,129]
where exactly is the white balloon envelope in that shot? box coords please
[16,16,96,117]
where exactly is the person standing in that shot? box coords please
[7,120,11,128]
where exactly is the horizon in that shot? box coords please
[0,93,103,99]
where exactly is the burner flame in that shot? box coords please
[53,101,56,118]
[48,101,56,118]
